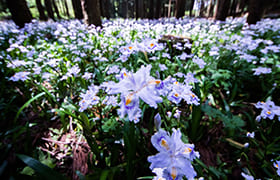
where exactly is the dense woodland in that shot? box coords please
[1,0,280,27]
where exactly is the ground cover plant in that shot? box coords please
[1,16,280,179]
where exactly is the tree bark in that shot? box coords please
[154,0,161,18]
[36,0,48,21]
[236,0,248,15]
[63,0,70,18]
[51,0,61,19]
[148,0,154,19]
[120,0,128,18]
[81,0,102,27]
[247,0,264,24]
[44,0,55,20]
[102,0,110,19]
[199,0,205,17]
[136,0,144,19]
[175,0,186,18]
[229,0,237,17]
[71,0,83,19]
[207,0,215,17]
[7,0,33,28]
[214,0,230,21]
[189,0,195,17]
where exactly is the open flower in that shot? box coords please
[148,129,199,180]
[10,71,31,81]
[104,65,163,122]
[255,100,280,121]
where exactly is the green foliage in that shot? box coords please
[202,103,245,130]
[17,154,67,180]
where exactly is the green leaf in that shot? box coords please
[137,176,154,179]
[14,92,46,123]
[17,154,67,180]
[201,103,245,129]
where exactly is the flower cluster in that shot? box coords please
[78,85,100,112]
[148,128,199,180]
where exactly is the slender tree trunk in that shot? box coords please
[71,0,83,19]
[99,0,104,17]
[51,0,61,19]
[109,0,115,18]
[128,0,134,18]
[199,0,205,17]
[229,0,236,17]
[148,0,154,19]
[120,0,128,18]
[7,0,33,28]
[189,0,195,17]
[207,0,215,17]
[63,0,70,18]
[101,0,110,19]
[247,0,264,24]
[81,0,102,27]
[135,0,139,19]
[137,0,144,18]
[167,0,172,18]
[154,0,161,18]
[36,0,48,20]
[215,0,230,21]
[58,0,66,15]
[44,0,55,20]
[175,0,186,18]
[237,0,248,15]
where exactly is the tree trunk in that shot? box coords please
[199,0,205,17]
[120,0,128,18]
[215,0,230,21]
[175,0,186,18]
[63,0,70,18]
[36,0,48,21]
[128,0,134,18]
[207,0,215,17]
[81,0,102,27]
[154,0,161,18]
[167,0,172,18]
[51,0,61,19]
[7,0,33,28]
[100,0,110,19]
[136,0,144,19]
[44,0,55,20]
[229,0,237,17]
[236,0,248,15]
[247,0,264,24]
[71,0,83,19]
[189,0,195,17]
[99,0,104,17]
[148,0,154,19]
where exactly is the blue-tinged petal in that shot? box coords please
[180,144,200,161]
[154,113,161,130]
[173,158,197,179]
[151,129,173,152]
[148,151,171,170]
[138,88,162,108]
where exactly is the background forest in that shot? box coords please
[1,0,280,26]
[1,0,280,180]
